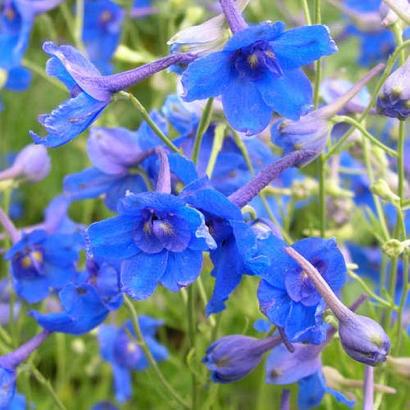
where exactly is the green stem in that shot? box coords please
[124,296,189,409]
[192,98,214,164]
[328,116,398,158]
[301,0,312,24]
[362,137,390,241]
[206,124,226,177]
[119,91,181,153]
[187,286,198,410]
[397,121,406,211]
[31,365,67,410]
[386,257,398,328]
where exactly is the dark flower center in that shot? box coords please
[232,40,283,80]
[14,248,45,278]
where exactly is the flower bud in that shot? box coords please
[203,335,280,383]
[382,239,407,258]
[377,57,410,120]
[0,145,51,182]
[338,314,390,366]
[371,179,400,203]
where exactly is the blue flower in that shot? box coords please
[180,179,269,314]
[87,191,216,299]
[98,317,168,402]
[182,22,337,134]
[31,283,110,335]
[30,42,113,147]
[82,0,125,74]
[0,367,16,408]
[5,229,79,303]
[257,237,347,344]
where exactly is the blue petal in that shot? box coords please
[257,280,291,328]
[112,364,132,403]
[168,153,198,185]
[224,22,286,51]
[31,284,109,335]
[87,215,139,261]
[181,51,232,101]
[256,69,312,120]
[207,237,244,315]
[160,249,203,291]
[121,251,168,299]
[222,76,272,135]
[272,25,337,70]
[0,368,16,408]
[5,66,32,91]
[64,167,118,201]
[31,92,108,147]
[98,324,117,363]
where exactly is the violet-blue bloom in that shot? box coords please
[82,0,124,74]
[30,41,195,147]
[98,317,168,402]
[31,282,111,335]
[257,237,347,344]
[203,335,281,383]
[131,0,157,18]
[5,229,79,303]
[180,178,269,314]
[182,22,337,134]
[87,191,216,299]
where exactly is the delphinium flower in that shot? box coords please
[286,247,390,365]
[180,179,270,314]
[98,317,168,402]
[0,330,50,407]
[271,63,385,164]
[181,13,337,134]
[0,206,81,303]
[0,144,50,182]
[87,148,216,299]
[30,256,122,334]
[203,334,282,383]
[30,42,196,147]
[377,56,410,119]
[257,237,347,344]
[82,0,125,74]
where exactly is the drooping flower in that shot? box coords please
[82,0,125,74]
[98,317,168,402]
[257,237,347,344]
[182,22,337,135]
[203,334,281,383]
[30,41,196,147]
[180,178,269,314]
[88,190,216,299]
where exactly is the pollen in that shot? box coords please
[158,221,174,235]
[143,221,152,234]
[248,54,259,68]
[21,251,43,268]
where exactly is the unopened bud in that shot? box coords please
[387,356,410,377]
[371,179,400,203]
[382,239,408,258]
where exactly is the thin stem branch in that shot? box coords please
[192,98,214,165]
[124,296,189,409]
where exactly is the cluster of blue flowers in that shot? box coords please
[1,0,410,408]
